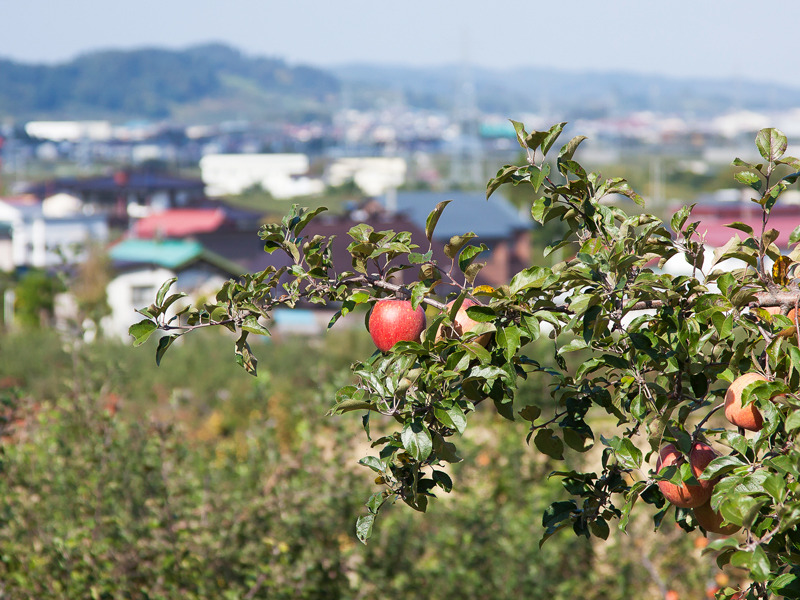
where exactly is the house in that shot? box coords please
[657,192,800,279]
[378,191,532,288]
[199,153,325,199]
[0,223,12,272]
[127,204,274,273]
[0,196,109,270]
[25,120,112,142]
[106,239,245,339]
[23,171,206,226]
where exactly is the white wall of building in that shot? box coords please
[199,153,323,199]
[25,121,112,142]
[106,267,176,339]
[327,157,406,197]
[0,200,109,268]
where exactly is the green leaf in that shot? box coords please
[726,221,754,236]
[410,282,429,311]
[734,171,762,190]
[496,324,521,362]
[786,409,800,432]
[589,518,609,540]
[540,122,567,155]
[358,456,384,473]
[563,427,593,453]
[330,398,375,415]
[447,404,467,434]
[700,455,747,480]
[234,332,258,376]
[294,206,327,236]
[525,130,549,152]
[445,233,477,259]
[458,243,488,273]
[718,430,748,456]
[605,435,642,470]
[619,482,647,532]
[750,545,771,582]
[519,405,542,422]
[156,277,177,306]
[756,127,788,162]
[789,224,800,245]
[534,428,564,460]
[529,163,549,192]
[129,319,157,347]
[463,262,485,285]
[402,420,432,461]
[155,334,178,366]
[670,204,695,233]
[356,514,375,544]
[771,573,800,597]
[509,266,552,294]
[464,305,495,322]
[762,473,785,502]
[509,119,528,149]
[487,165,518,199]
[425,200,451,241]
[432,470,453,493]
[558,135,588,161]
[365,491,386,514]
[241,314,270,336]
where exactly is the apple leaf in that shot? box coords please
[425,200,451,242]
[401,419,432,461]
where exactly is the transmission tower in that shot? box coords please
[449,47,483,189]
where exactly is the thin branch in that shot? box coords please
[692,402,725,437]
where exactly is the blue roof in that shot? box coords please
[110,239,204,269]
[109,239,243,275]
[384,191,531,240]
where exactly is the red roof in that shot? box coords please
[133,208,227,238]
[696,214,800,249]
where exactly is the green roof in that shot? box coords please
[109,239,244,275]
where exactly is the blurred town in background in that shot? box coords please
[2,43,799,338]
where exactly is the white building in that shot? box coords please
[199,153,325,199]
[24,121,112,142]
[106,239,244,339]
[327,157,407,197]
[0,197,108,270]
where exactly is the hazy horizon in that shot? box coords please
[2,0,797,84]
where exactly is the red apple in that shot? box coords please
[369,299,427,352]
[656,442,717,508]
[724,372,785,432]
[694,499,740,535]
[436,298,492,347]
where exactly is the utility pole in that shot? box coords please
[449,36,483,189]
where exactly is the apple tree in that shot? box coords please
[132,123,800,599]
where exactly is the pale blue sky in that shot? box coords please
[0,0,795,81]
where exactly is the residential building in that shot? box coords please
[0,196,108,269]
[23,171,206,226]
[199,153,324,199]
[107,239,244,339]
[326,157,406,197]
[378,191,532,288]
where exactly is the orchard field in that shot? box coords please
[0,328,733,599]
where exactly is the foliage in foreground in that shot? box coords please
[130,123,800,599]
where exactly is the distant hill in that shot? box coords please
[0,44,340,123]
[332,63,800,118]
[3,43,800,125]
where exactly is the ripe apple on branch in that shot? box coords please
[131,122,800,600]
